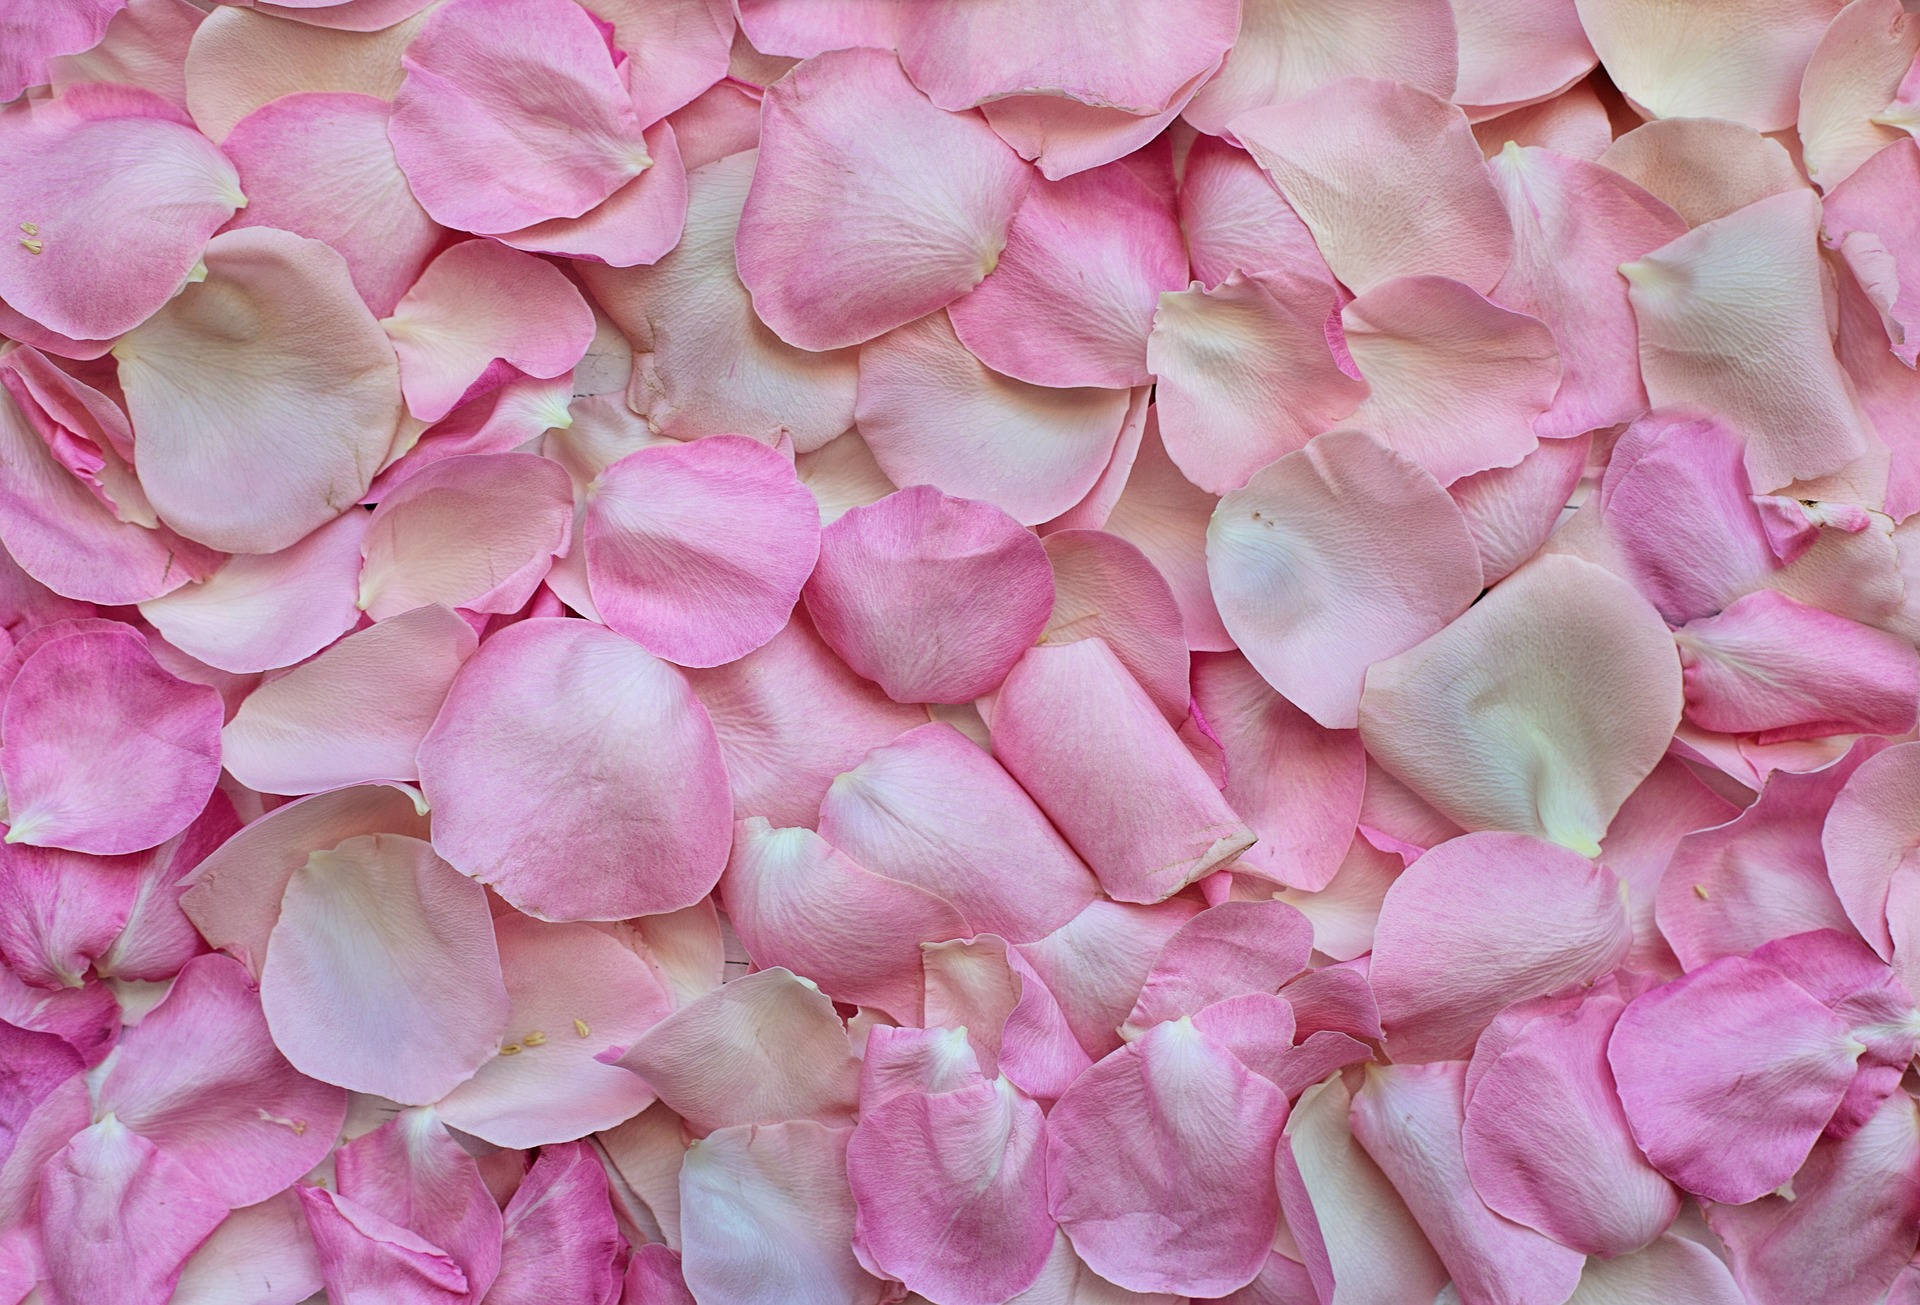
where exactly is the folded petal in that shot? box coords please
[981,88,1205,182]
[1797,0,1920,191]
[221,92,441,316]
[484,1142,627,1305]
[1367,831,1632,1060]
[1358,554,1683,852]
[1209,427,1482,729]
[259,832,508,1104]
[679,1121,884,1305]
[0,87,240,341]
[1576,0,1844,131]
[96,953,346,1206]
[1823,138,1920,365]
[1608,955,1865,1202]
[417,618,730,920]
[1462,982,1679,1256]
[617,967,858,1133]
[1824,740,1920,959]
[1232,78,1511,296]
[993,639,1255,903]
[817,722,1097,941]
[1100,409,1232,649]
[1349,1062,1587,1305]
[854,312,1131,524]
[388,0,651,233]
[298,1187,471,1305]
[585,435,819,667]
[804,485,1053,703]
[580,152,857,450]
[3,624,221,856]
[332,1109,502,1298]
[114,226,402,554]
[495,118,689,268]
[1014,898,1201,1061]
[1147,270,1367,494]
[1597,118,1809,227]
[1048,1019,1287,1296]
[138,511,367,674]
[1623,189,1875,493]
[949,160,1187,388]
[921,936,1093,1100]
[1121,901,1313,1038]
[737,48,1031,350]
[1341,275,1561,484]
[1181,0,1459,135]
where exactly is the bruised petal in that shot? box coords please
[585,436,820,667]
[3,624,222,855]
[804,485,1053,703]
[114,226,402,554]
[1368,832,1632,1061]
[818,723,1097,942]
[416,618,731,921]
[736,48,1031,350]
[258,833,508,1104]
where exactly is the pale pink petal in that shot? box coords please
[1100,408,1233,649]
[1209,427,1482,728]
[1602,757,1742,973]
[737,48,1031,350]
[358,452,573,620]
[804,485,1051,702]
[853,312,1131,524]
[1462,982,1679,1256]
[417,618,728,920]
[1798,0,1920,191]
[1276,1072,1448,1305]
[617,967,858,1133]
[1040,529,1189,723]
[921,935,1094,1100]
[0,0,125,101]
[1447,432,1594,585]
[221,92,440,316]
[1367,831,1632,1060]
[949,160,1187,388]
[1488,145,1687,438]
[333,1108,503,1298]
[679,1121,885,1305]
[298,1187,471,1305]
[1451,0,1595,114]
[684,610,924,827]
[1565,1235,1747,1305]
[585,436,819,667]
[3,625,221,855]
[1472,81,1616,159]
[1598,118,1809,228]
[581,153,858,450]
[259,832,508,1104]
[1824,739,1920,958]
[1190,990,1371,1101]
[1608,955,1865,1202]
[250,0,436,29]
[1047,1019,1289,1297]
[178,782,429,977]
[993,639,1255,903]
[895,0,1235,114]
[115,226,402,554]
[494,118,689,268]
[721,819,967,1023]
[1232,78,1511,295]
[1823,139,1920,365]
[49,0,201,111]
[1005,1230,1183,1305]
[581,0,734,123]
[731,0,901,58]
[818,722,1096,940]
[1576,0,1844,131]
[388,0,651,233]
[1272,836,1402,961]
[380,373,580,498]
[182,4,425,142]
[848,1075,1052,1305]
[96,952,346,1206]
[1147,270,1367,494]
[1624,190,1875,493]
[37,1118,227,1305]
[1121,901,1313,1038]
[172,1191,325,1305]
[1014,897,1201,1061]
[0,87,240,341]
[1358,554,1684,852]
[0,524,95,631]
[981,86,1207,182]
[0,349,219,605]
[1181,0,1459,136]
[1176,132,1333,290]
[139,511,367,674]
[1341,275,1561,485]
[1349,1062,1588,1305]
[488,1142,627,1305]
[383,241,594,424]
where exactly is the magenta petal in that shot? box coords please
[0,0,126,101]
[0,841,135,989]
[804,485,1053,703]
[1046,1019,1288,1297]
[333,1110,502,1300]
[487,1142,627,1305]
[585,435,821,667]
[299,1187,472,1305]
[417,618,731,921]
[3,624,222,855]
[1608,955,1866,1203]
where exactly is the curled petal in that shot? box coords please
[1797,0,1920,191]
[1822,138,1920,366]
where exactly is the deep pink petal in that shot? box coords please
[1014,897,1201,1061]
[332,1109,502,1300]
[488,1142,627,1305]
[1121,901,1313,1038]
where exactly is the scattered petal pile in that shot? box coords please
[6,1,1920,1303]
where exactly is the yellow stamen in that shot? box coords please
[1693,884,1709,900]
[19,238,42,255]
[19,222,36,235]
[522,1030,547,1046]
[573,1019,591,1038]
[499,1043,522,1056]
